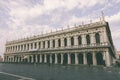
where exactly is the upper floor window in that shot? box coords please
[86,35,90,45]
[64,38,67,47]
[71,37,74,46]
[48,41,50,48]
[78,36,82,45]
[95,33,100,44]
[53,40,55,48]
[58,39,61,47]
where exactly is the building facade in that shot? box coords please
[4,20,116,67]
[116,51,120,60]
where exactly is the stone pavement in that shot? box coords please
[0,63,120,80]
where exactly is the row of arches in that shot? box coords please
[17,52,105,66]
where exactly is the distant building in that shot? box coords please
[4,19,116,67]
[0,55,3,62]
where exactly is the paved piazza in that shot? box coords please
[0,63,120,80]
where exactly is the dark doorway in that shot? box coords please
[63,53,68,64]
[57,54,61,64]
[42,55,44,63]
[87,53,93,65]
[78,53,83,64]
[71,54,75,64]
[96,52,104,65]
[52,54,55,64]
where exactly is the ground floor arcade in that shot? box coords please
[4,50,112,67]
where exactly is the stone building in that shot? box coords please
[116,51,120,60]
[4,20,116,67]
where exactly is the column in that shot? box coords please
[74,35,78,46]
[26,44,28,51]
[75,53,78,64]
[35,55,38,63]
[50,54,52,63]
[93,52,97,66]
[40,54,42,63]
[61,54,63,64]
[23,44,25,51]
[83,53,87,65]
[82,34,86,47]
[36,42,39,49]
[45,41,48,49]
[61,38,64,48]
[91,33,95,44]
[41,41,43,49]
[44,54,47,63]
[105,50,111,66]
[19,45,21,51]
[55,39,58,48]
[29,43,31,50]
[55,54,58,64]
[100,32,104,43]
[50,40,53,48]
[67,37,71,47]
[68,53,71,64]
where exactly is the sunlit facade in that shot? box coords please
[4,20,116,67]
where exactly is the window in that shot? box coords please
[71,37,74,46]
[86,35,90,45]
[95,33,100,44]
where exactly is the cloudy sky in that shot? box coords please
[0,0,120,56]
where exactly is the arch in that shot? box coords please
[52,54,55,64]
[71,37,74,46]
[95,33,100,44]
[78,53,83,64]
[53,40,55,48]
[42,55,44,63]
[96,52,104,65]
[63,53,68,64]
[64,38,67,47]
[58,39,61,47]
[71,53,75,64]
[86,35,90,45]
[57,54,61,64]
[87,53,93,65]
[78,36,82,45]
[47,54,50,63]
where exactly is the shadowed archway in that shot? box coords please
[71,53,75,64]
[63,53,68,64]
[57,54,61,64]
[87,53,93,65]
[78,53,83,64]
[96,52,104,65]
